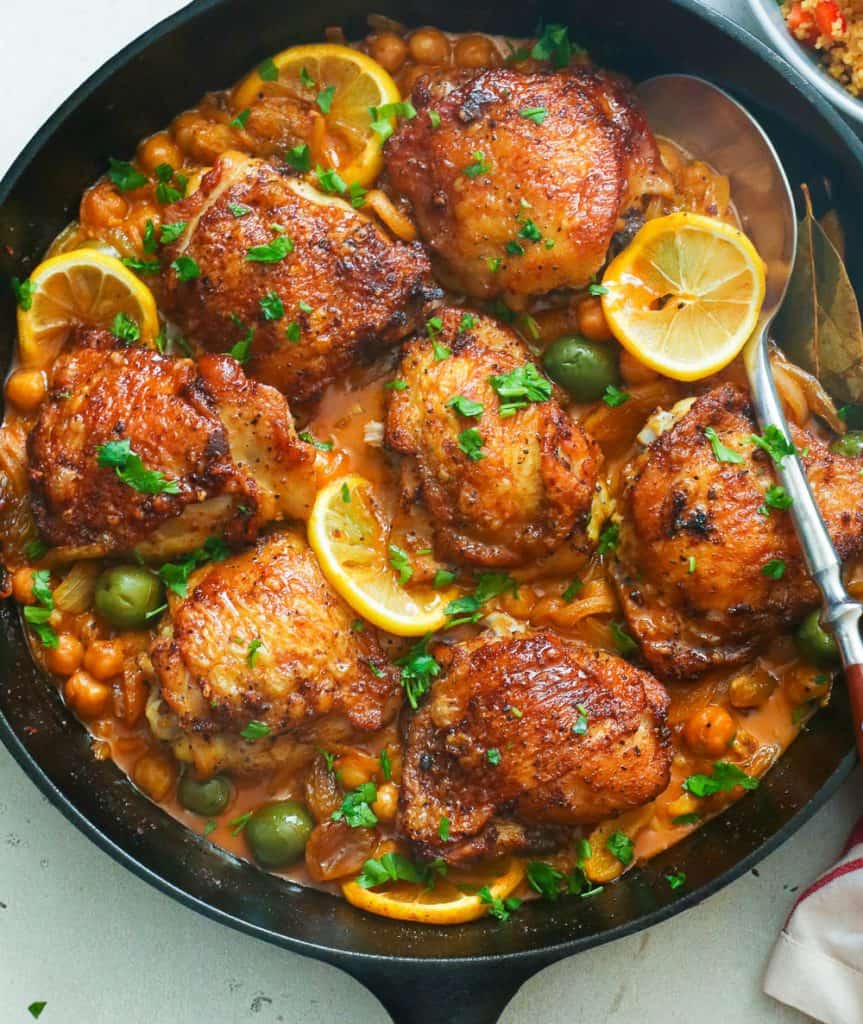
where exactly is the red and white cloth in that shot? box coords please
[765,819,863,1024]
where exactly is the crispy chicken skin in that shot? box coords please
[384,68,670,299]
[27,327,315,559]
[385,307,601,566]
[614,383,863,680]
[399,631,671,862]
[160,152,438,402]
[150,530,401,775]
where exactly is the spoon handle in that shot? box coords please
[745,327,863,758]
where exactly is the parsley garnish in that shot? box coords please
[357,852,445,889]
[520,106,548,124]
[332,782,378,828]
[429,109,441,129]
[317,85,335,113]
[299,66,315,88]
[433,341,451,361]
[246,235,293,262]
[526,861,566,900]
[96,439,180,495]
[518,219,542,242]
[610,620,638,657]
[489,363,552,416]
[388,544,413,586]
[602,385,629,408]
[159,220,187,244]
[397,636,441,708]
[246,638,263,667]
[479,885,522,922]
[506,240,525,256]
[157,536,230,597]
[486,748,501,766]
[349,182,367,208]
[122,257,161,275]
[458,313,477,333]
[562,577,584,602]
[203,820,217,836]
[229,811,253,835]
[458,427,486,462]
[444,572,519,626]
[315,164,347,195]
[597,522,619,556]
[572,704,589,735]
[379,749,392,781]
[11,277,33,311]
[385,379,408,391]
[683,760,759,797]
[446,395,484,418]
[111,311,140,344]
[588,282,608,297]
[750,425,799,466]
[286,143,311,171]
[258,58,278,81]
[143,219,157,253]
[298,430,333,451]
[761,558,786,579]
[171,255,201,282]
[230,108,250,129]
[666,870,687,890]
[24,539,48,561]
[229,202,252,218]
[486,256,502,273]
[259,291,284,320]
[154,163,187,204]
[438,816,451,841]
[688,555,697,574]
[240,720,270,741]
[285,321,301,343]
[672,812,701,826]
[434,569,457,589]
[23,569,58,649]
[758,484,793,516]
[27,1002,47,1020]
[531,23,580,67]
[107,158,148,191]
[606,830,634,865]
[463,151,490,179]
[704,426,744,464]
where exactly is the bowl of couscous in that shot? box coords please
[749,0,863,123]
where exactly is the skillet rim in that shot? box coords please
[0,0,859,967]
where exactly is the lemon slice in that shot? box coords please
[232,44,401,187]
[308,474,455,637]
[600,212,766,381]
[343,858,525,925]
[17,249,160,370]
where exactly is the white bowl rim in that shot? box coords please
[747,0,863,123]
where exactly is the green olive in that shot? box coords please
[178,774,232,816]
[94,565,163,629]
[830,431,863,458]
[795,609,840,665]
[245,800,314,868]
[541,336,619,403]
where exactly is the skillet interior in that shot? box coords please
[0,0,859,1020]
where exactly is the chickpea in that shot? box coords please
[454,34,498,68]
[336,753,376,790]
[137,131,183,175]
[729,669,775,709]
[371,782,399,822]
[407,27,450,65]
[172,111,234,164]
[576,296,614,342]
[80,182,129,228]
[666,792,699,822]
[786,666,832,706]
[64,669,111,719]
[134,753,176,801]
[83,639,124,681]
[5,369,46,413]
[619,348,659,386]
[684,706,736,757]
[12,567,36,604]
[367,32,408,72]
[45,634,84,676]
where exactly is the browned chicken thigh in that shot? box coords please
[385,68,670,299]
[399,631,671,862]
[159,151,438,402]
[149,529,401,776]
[27,326,316,560]
[385,307,601,566]
[614,383,863,680]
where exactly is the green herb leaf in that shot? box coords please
[519,106,548,124]
[142,218,158,253]
[759,484,793,515]
[750,425,799,467]
[531,23,580,67]
[597,522,619,556]
[672,812,701,826]
[610,620,638,657]
[228,202,252,218]
[486,747,501,766]
[246,638,263,667]
[666,870,687,891]
[298,430,333,451]
[606,830,634,866]
[518,219,542,242]
[562,577,584,602]
[285,143,311,171]
[285,321,301,343]
[462,151,490,179]
[171,255,201,282]
[572,704,589,735]
[246,235,293,262]
[317,85,336,113]
[489,363,552,416]
[349,182,367,208]
[28,1002,47,1020]
[429,110,441,129]
[258,58,278,81]
[111,311,140,344]
[388,544,414,586]
[386,379,408,391]
[433,569,457,589]
[24,539,48,561]
[300,66,315,88]
[438,815,451,841]
[506,240,525,256]
[379,748,392,781]
[761,558,786,579]
[683,760,759,797]
[479,885,522,921]
[458,427,486,461]
[230,108,250,129]
[356,851,441,889]
[704,426,744,464]
[458,313,477,333]
[332,782,378,828]
[396,636,441,709]
[157,536,230,597]
[122,257,161,275]
[96,439,180,495]
[107,158,148,191]
[240,719,270,741]
[433,341,451,361]
[486,257,502,273]
[203,820,217,836]
[588,282,609,297]
[159,220,188,244]
[602,385,629,408]
[11,276,33,311]
[527,861,566,900]
[259,290,285,320]
[229,811,252,835]
[446,395,484,418]
[23,605,58,648]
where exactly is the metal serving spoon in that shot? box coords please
[636,74,863,757]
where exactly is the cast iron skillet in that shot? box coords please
[1,1,861,1021]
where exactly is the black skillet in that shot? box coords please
[1,1,861,1021]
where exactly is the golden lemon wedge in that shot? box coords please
[16,249,160,370]
[308,474,455,637]
[343,858,525,925]
[601,212,766,381]
[232,44,401,187]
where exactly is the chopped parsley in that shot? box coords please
[397,635,441,708]
[486,256,502,273]
[315,164,348,194]
[11,276,33,310]
[154,163,188,204]
[111,311,140,344]
[761,558,786,580]
[434,569,457,589]
[602,385,629,408]
[479,885,522,922]
[385,379,408,391]
[526,861,566,900]
[446,395,484,418]
[246,235,293,262]
[606,830,634,866]
[572,704,589,736]
[107,158,148,191]
[683,760,759,797]
[429,109,441,129]
[531,23,580,68]
[758,484,793,516]
[444,572,519,626]
[300,66,315,88]
[298,430,333,451]
[688,555,697,574]
[230,108,250,129]
[357,852,445,889]
[160,220,187,244]
[506,240,525,256]
[597,521,620,556]
[387,544,413,586]
[349,182,367,208]
[610,620,638,657]
[286,143,311,171]
[520,106,548,124]
[666,870,687,891]
[27,1003,47,1020]
[704,426,744,464]
[486,747,501,766]
[318,747,337,773]
[332,782,378,828]
[246,638,263,667]
[340,482,351,503]
[96,439,180,495]
[456,313,477,333]
[458,427,486,462]
[259,290,285,320]
[518,219,542,242]
[750,425,799,466]
[157,536,230,597]
[171,255,201,282]
[240,720,270,741]
[562,577,584,602]
[433,341,451,361]
[203,820,218,836]
[672,812,701,826]
[438,815,451,841]
[462,151,490,179]
[379,748,392,781]
[122,257,161,275]
[228,202,251,219]
[143,219,158,253]
[588,281,609,297]
[229,324,254,363]
[285,321,301,343]
[317,85,336,114]
[24,539,48,561]
[488,363,552,417]
[229,811,253,835]
[258,58,278,81]
[23,570,57,649]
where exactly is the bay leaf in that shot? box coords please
[774,184,863,402]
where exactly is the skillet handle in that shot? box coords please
[845,663,863,762]
[341,957,544,1024]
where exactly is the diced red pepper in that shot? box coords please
[787,2,819,44]
[814,1,847,41]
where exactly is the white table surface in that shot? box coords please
[0,1,859,1021]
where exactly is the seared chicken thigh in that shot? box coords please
[614,384,863,679]
[385,308,601,566]
[149,530,401,776]
[385,68,670,299]
[399,631,671,862]
[160,152,438,402]
[27,327,315,560]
